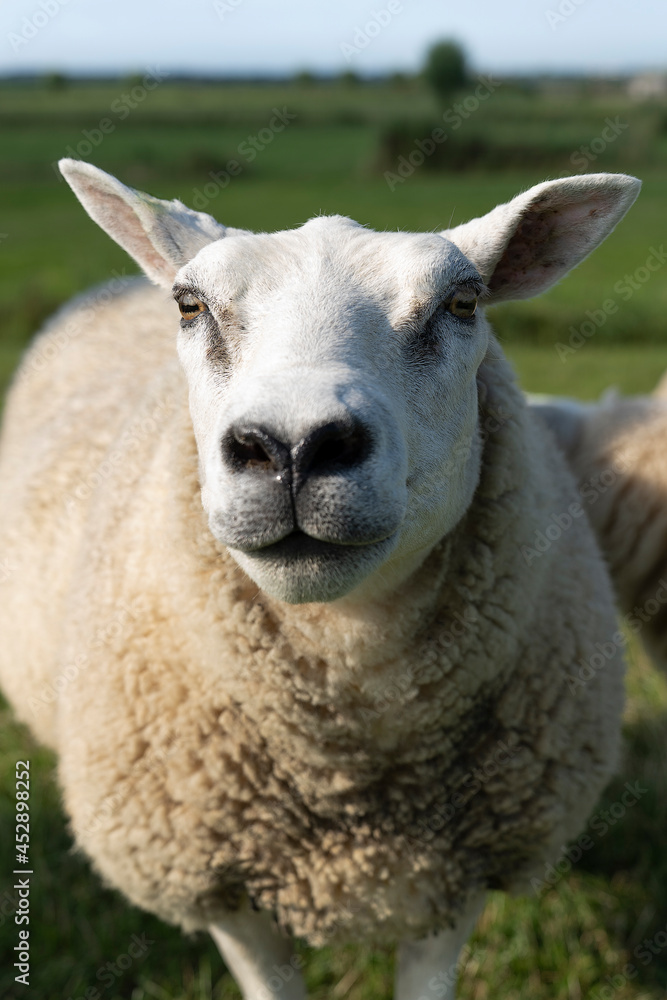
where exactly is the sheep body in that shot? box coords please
[531,381,667,671]
[0,278,624,946]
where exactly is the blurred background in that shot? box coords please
[1,1,666,997]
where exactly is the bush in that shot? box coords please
[423,40,467,101]
[376,119,585,174]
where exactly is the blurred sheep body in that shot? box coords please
[531,380,667,671]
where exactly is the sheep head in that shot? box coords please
[59,160,640,604]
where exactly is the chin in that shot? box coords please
[229,531,398,604]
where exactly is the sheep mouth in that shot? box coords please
[249,529,382,561]
[229,526,402,603]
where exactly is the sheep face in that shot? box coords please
[173,217,488,603]
[58,160,641,605]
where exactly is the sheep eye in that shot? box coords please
[447,291,478,320]
[177,293,208,321]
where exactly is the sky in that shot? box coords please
[1,0,665,78]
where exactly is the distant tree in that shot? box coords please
[389,71,411,90]
[340,70,361,88]
[123,73,145,88]
[423,40,467,101]
[43,71,67,91]
[294,70,317,87]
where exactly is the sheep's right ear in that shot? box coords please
[442,173,641,304]
[59,159,234,289]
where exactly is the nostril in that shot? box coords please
[309,430,364,470]
[222,419,372,481]
[294,420,371,478]
[230,435,272,468]
[224,426,290,474]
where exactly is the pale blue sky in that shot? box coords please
[1,0,665,77]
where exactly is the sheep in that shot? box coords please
[0,161,640,999]
[530,377,667,672]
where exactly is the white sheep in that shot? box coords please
[530,377,667,671]
[0,161,640,999]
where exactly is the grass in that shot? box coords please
[505,344,667,397]
[1,78,667,999]
[2,76,667,350]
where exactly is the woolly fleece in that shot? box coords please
[0,280,624,946]
[537,385,667,672]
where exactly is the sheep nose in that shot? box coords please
[223,418,372,484]
[292,419,371,479]
[224,426,291,475]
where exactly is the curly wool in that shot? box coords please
[0,282,624,946]
[546,388,667,671]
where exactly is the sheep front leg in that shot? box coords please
[395,894,485,1000]
[209,898,307,1000]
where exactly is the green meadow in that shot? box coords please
[0,76,666,999]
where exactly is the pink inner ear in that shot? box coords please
[73,178,172,283]
[489,208,561,298]
[488,191,622,301]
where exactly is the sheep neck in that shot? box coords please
[180,343,531,783]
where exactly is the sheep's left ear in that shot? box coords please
[59,159,241,289]
[441,173,641,304]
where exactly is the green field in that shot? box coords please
[1,77,667,999]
